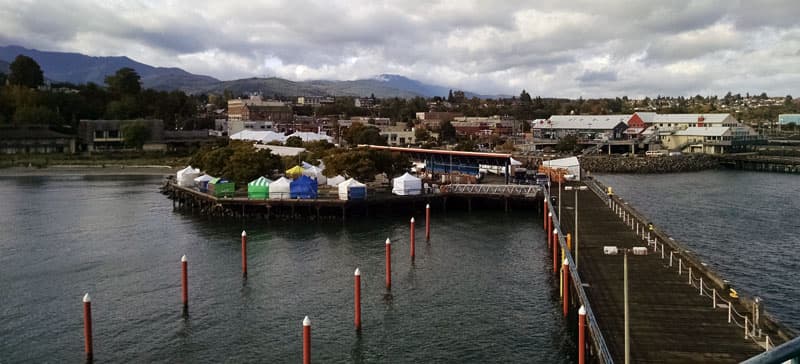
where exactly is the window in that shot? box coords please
[108,130,119,138]
[94,130,105,139]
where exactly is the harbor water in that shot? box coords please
[596,170,800,332]
[0,175,571,363]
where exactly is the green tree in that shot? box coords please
[555,134,578,153]
[13,105,60,125]
[8,55,44,88]
[343,123,387,146]
[0,72,7,86]
[105,67,141,96]
[285,136,304,147]
[222,143,282,186]
[414,127,431,143]
[439,120,456,143]
[120,121,151,149]
[322,148,409,182]
[520,89,532,104]
[454,139,477,151]
[105,96,140,119]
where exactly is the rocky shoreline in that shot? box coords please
[580,154,719,173]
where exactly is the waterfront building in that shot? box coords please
[0,125,76,154]
[533,115,629,140]
[78,119,164,152]
[778,114,800,130]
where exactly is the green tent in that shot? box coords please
[209,177,235,198]
[248,176,271,199]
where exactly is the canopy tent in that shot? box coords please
[327,175,346,187]
[269,177,292,200]
[287,132,333,143]
[510,157,523,166]
[301,161,315,169]
[302,165,327,185]
[208,177,235,198]
[338,178,367,200]
[177,166,201,187]
[193,174,214,192]
[542,156,581,181]
[247,176,271,199]
[290,175,318,199]
[392,172,422,196]
[285,165,304,178]
[230,130,287,144]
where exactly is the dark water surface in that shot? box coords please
[596,170,800,331]
[0,175,570,363]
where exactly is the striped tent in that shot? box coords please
[247,176,271,199]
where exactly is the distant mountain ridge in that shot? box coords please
[0,45,493,98]
[0,45,219,90]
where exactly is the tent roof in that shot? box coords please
[271,176,292,187]
[194,174,214,182]
[248,176,271,186]
[209,177,229,184]
[510,157,523,166]
[543,156,580,168]
[394,172,421,182]
[342,178,366,187]
[286,165,304,175]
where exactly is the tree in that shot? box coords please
[323,148,409,182]
[0,72,6,86]
[343,123,387,146]
[439,120,456,143]
[555,134,578,153]
[285,136,304,147]
[105,67,141,96]
[454,140,477,151]
[414,127,431,143]
[8,55,44,88]
[13,105,60,125]
[120,121,151,149]
[520,89,532,104]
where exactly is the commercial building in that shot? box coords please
[0,125,76,154]
[778,114,800,130]
[227,95,293,123]
[78,119,164,151]
[532,115,629,140]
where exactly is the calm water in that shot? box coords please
[596,170,800,331]
[0,175,570,363]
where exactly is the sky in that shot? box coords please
[1,0,799,98]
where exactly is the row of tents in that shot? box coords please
[177,166,426,200]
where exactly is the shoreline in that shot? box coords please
[0,165,178,177]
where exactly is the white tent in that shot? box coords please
[339,178,367,200]
[542,156,581,180]
[327,175,346,187]
[269,177,292,200]
[230,130,287,144]
[287,131,333,143]
[302,165,327,185]
[177,166,201,187]
[510,157,523,166]
[392,172,422,196]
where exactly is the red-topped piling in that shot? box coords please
[181,255,188,310]
[578,306,586,364]
[425,204,431,241]
[410,217,416,260]
[385,238,392,290]
[563,258,570,317]
[241,230,247,277]
[83,293,93,361]
[303,316,311,364]
[354,268,362,330]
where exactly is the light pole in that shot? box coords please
[604,245,648,364]
[564,185,588,266]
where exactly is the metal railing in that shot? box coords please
[445,184,542,197]
[544,188,615,364]
[585,177,796,357]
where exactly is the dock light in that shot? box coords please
[603,245,647,364]
[564,185,589,267]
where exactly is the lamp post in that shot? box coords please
[604,245,648,364]
[564,185,588,267]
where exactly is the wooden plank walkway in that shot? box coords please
[555,181,777,363]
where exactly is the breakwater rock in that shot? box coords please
[580,154,719,173]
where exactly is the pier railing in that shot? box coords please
[544,188,615,364]
[444,184,541,197]
[584,176,796,354]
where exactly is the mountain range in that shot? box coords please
[0,45,489,99]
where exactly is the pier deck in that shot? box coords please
[555,180,791,363]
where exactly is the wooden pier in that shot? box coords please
[162,181,544,219]
[551,178,795,363]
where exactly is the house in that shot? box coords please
[380,126,437,146]
[78,119,164,152]
[533,115,629,140]
[354,97,374,108]
[228,95,293,122]
[0,125,76,154]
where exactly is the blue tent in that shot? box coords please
[290,175,318,199]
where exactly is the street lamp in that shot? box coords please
[564,185,588,266]
[562,174,577,219]
[604,245,648,364]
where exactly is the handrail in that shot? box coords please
[544,187,615,363]
[740,335,800,364]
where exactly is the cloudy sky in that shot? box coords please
[2,0,799,98]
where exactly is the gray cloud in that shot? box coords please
[0,0,798,98]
